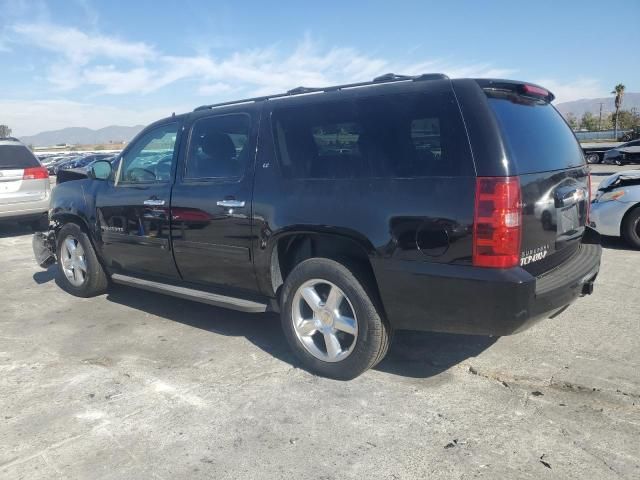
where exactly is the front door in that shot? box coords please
[170,109,259,292]
[96,121,181,278]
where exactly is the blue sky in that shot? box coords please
[1,0,638,136]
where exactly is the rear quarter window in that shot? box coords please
[487,93,584,174]
[0,145,40,169]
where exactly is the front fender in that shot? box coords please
[49,179,99,238]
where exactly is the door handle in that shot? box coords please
[143,199,166,206]
[216,200,245,208]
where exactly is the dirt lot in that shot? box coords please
[1,164,639,479]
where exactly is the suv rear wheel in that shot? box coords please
[56,223,108,297]
[280,258,390,379]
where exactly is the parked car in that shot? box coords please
[0,137,50,230]
[33,74,601,379]
[55,153,116,173]
[43,155,75,175]
[51,155,88,175]
[603,139,640,165]
[590,170,640,248]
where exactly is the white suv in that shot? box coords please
[0,138,50,230]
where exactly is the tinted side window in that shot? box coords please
[487,93,584,174]
[185,114,250,180]
[119,123,179,184]
[0,145,40,169]
[273,101,364,179]
[271,91,473,179]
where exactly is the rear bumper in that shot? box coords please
[375,236,602,336]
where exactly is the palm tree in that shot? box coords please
[612,83,625,139]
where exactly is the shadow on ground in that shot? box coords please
[376,331,496,378]
[33,265,57,284]
[601,235,636,251]
[0,222,34,239]
[102,284,496,379]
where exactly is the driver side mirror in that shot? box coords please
[90,160,113,181]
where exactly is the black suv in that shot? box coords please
[34,74,601,379]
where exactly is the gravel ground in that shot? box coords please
[0,165,638,479]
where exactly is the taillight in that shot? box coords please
[23,167,49,180]
[586,173,592,223]
[473,176,522,268]
[520,84,549,97]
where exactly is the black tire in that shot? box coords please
[615,158,623,166]
[585,153,600,164]
[56,223,109,297]
[280,257,391,380]
[621,208,640,249]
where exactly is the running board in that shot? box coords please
[111,274,268,313]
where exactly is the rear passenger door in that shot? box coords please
[170,107,260,292]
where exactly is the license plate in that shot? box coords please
[558,204,579,234]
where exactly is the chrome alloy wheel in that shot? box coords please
[60,236,87,287]
[291,279,358,362]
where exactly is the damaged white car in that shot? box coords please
[590,170,640,248]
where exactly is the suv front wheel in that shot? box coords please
[280,258,391,379]
[56,223,108,297]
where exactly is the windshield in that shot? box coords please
[487,92,585,174]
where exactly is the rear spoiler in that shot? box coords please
[474,79,555,103]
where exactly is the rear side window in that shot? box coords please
[0,145,40,169]
[487,93,584,174]
[272,91,473,179]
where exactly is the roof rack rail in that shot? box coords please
[0,136,20,142]
[193,73,449,112]
[372,73,414,82]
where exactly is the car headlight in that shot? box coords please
[597,190,625,202]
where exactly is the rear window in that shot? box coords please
[272,91,474,179]
[487,93,584,174]
[0,145,40,169]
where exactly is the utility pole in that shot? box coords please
[598,103,604,131]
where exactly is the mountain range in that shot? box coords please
[18,125,145,147]
[555,92,640,118]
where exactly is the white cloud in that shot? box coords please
[197,82,234,96]
[5,21,607,134]
[534,78,607,104]
[12,23,156,65]
[8,21,517,98]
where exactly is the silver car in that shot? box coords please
[0,138,50,230]
[590,169,640,248]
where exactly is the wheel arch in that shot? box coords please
[267,230,384,312]
[620,202,640,237]
[52,212,92,237]
[52,212,108,269]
